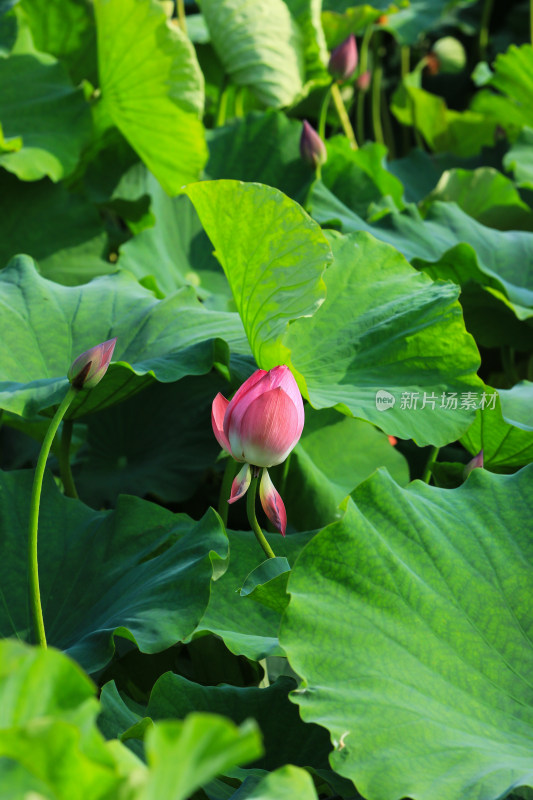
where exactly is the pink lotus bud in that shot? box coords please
[388,435,397,446]
[463,450,483,479]
[300,120,327,168]
[328,34,358,81]
[68,338,117,390]
[212,366,304,468]
[356,70,371,92]
[212,366,304,535]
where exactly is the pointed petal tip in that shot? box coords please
[229,463,252,504]
[259,469,287,536]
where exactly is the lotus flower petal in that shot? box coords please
[229,462,252,504]
[259,468,287,536]
[211,392,232,454]
[232,387,301,467]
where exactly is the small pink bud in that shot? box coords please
[463,450,483,479]
[388,435,397,446]
[68,338,117,390]
[328,34,358,81]
[356,70,371,92]
[300,120,327,168]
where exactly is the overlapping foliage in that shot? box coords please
[0,0,532,798]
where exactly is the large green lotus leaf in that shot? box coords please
[232,765,320,800]
[423,166,533,231]
[119,171,226,301]
[0,51,92,181]
[284,0,328,80]
[504,127,533,189]
[73,373,228,507]
[384,0,476,46]
[0,255,247,419]
[18,0,97,84]
[0,640,96,727]
[200,0,305,107]
[311,182,533,318]
[94,0,207,195]
[391,71,496,157]
[193,530,313,660]
[185,180,330,369]
[283,406,409,530]
[457,283,533,351]
[461,382,533,469]
[280,465,533,800]
[321,7,381,47]
[322,138,405,219]
[0,468,229,673]
[284,231,482,446]
[0,172,111,284]
[0,640,142,799]
[471,44,533,135]
[104,673,331,772]
[0,3,17,55]
[206,112,315,204]
[143,715,262,800]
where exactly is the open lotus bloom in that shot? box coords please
[68,338,117,390]
[212,365,305,536]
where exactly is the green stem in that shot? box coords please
[246,476,276,560]
[381,85,395,158]
[176,0,187,34]
[215,82,229,127]
[400,46,411,154]
[330,83,358,149]
[356,26,373,145]
[218,458,236,526]
[531,0,533,46]
[59,419,78,499]
[371,44,384,145]
[478,0,494,60]
[279,452,291,501]
[318,83,332,141]
[234,86,245,117]
[28,386,78,647]
[421,446,439,484]
[501,345,518,386]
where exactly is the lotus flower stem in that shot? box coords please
[176,0,187,34]
[421,446,439,485]
[478,0,495,61]
[330,83,358,149]
[279,452,292,500]
[59,419,79,500]
[218,458,237,526]
[28,386,78,647]
[246,476,276,560]
[318,84,332,142]
[356,26,373,144]
[371,46,384,145]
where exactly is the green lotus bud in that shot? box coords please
[430,37,466,74]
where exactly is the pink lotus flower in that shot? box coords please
[328,34,358,82]
[300,120,327,169]
[68,338,117,390]
[212,366,305,535]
